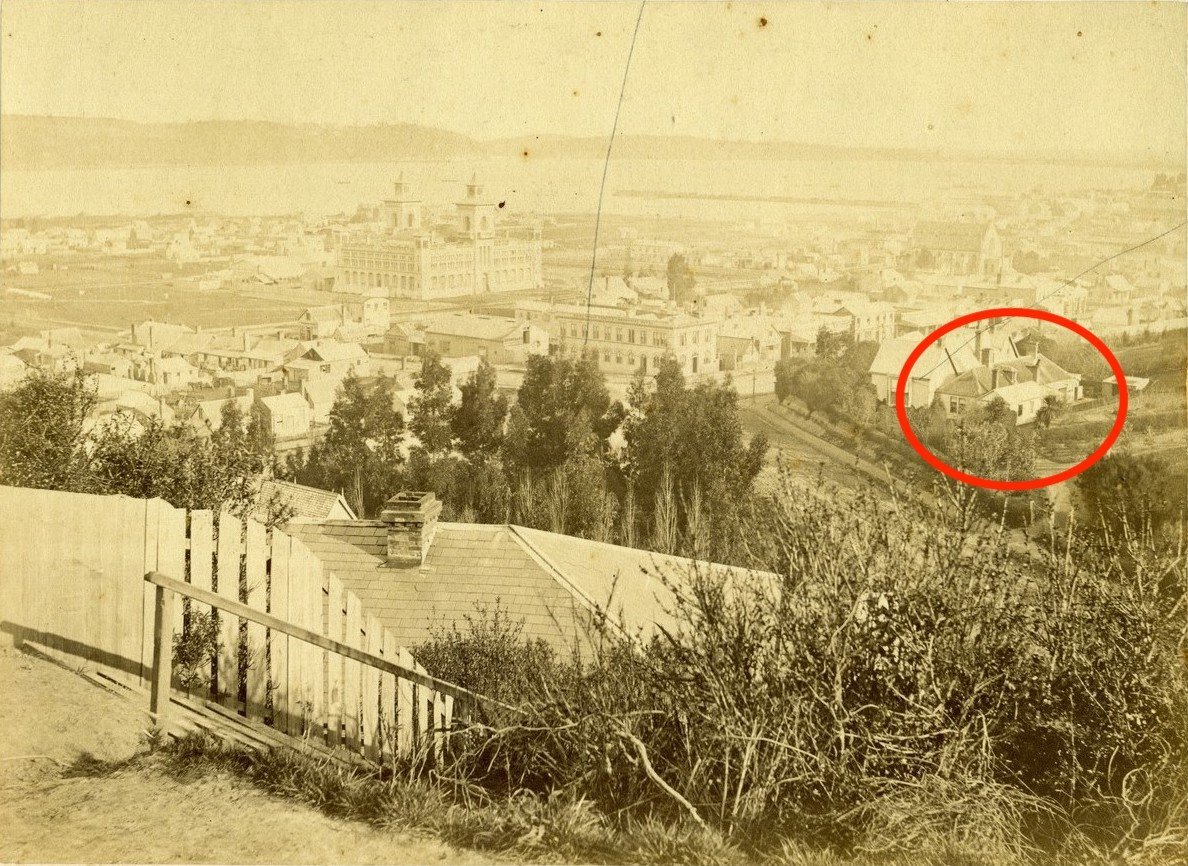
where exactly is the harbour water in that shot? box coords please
[0,156,1154,221]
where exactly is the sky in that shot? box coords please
[1,1,1184,159]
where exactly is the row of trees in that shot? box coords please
[283,351,768,563]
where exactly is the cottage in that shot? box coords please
[868,331,981,407]
[258,392,313,440]
[286,492,773,652]
[188,394,254,439]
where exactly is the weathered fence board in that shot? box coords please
[215,513,242,709]
[140,497,163,686]
[324,574,345,746]
[158,503,186,691]
[269,531,291,733]
[397,646,415,756]
[343,591,363,751]
[189,510,215,699]
[244,520,268,718]
[363,614,382,762]
[380,630,397,764]
[2,485,479,772]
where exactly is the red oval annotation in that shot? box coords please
[894,307,1128,492]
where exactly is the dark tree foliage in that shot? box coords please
[408,351,456,459]
[621,357,767,557]
[0,368,96,490]
[292,374,405,518]
[507,354,614,474]
[0,369,274,516]
[814,325,854,362]
[1075,451,1186,541]
[451,359,509,462]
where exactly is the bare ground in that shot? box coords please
[0,647,496,865]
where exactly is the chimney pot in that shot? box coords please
[380,491,442,567]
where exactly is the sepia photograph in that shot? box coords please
[0,2,1186,864]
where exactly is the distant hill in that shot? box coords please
[0,115,1170,171]
[0,116,478,169]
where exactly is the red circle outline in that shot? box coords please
[895,307,1128,491]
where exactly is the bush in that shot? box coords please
[437,474,1188,862]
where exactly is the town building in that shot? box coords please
[535,302,722,377]
[909,220,1004,278]
[336,176,542,300]
[418,313,548,364]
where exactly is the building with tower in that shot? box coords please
[337,174,542,301]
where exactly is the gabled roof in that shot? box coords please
[868,333,980,379]
[285,520,774,651]
[192,394,253,430]
[423,313,523,343]
[985,380,1056,405]
[257,478,356,522]
[259,391,309,413]
[303,341,368,363]
[935,366,994,399]
[994,353,1079,386]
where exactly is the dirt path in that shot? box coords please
[0,648,495,865]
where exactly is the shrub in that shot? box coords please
[438,473,1187,862]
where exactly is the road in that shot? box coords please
[739,395,895,489]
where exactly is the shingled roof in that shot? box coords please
[286,519,769,652]
[257,479,356,522]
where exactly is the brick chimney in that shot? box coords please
[380,492,442,567]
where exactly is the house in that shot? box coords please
[93,389,176,428]
[257,392,312,440]
[291,341,370,380]
[810,298,897,343]
[868,331,981,407]
[302,376,340,426]
[144,355,205,390]
[255,478,356,523]
[286,491,772,652]
[910,221,1003,278]
[717,315,782,371]
[1103,375,1150,398]
[383,321,427,357]
[934,348,1081,422]
[188,394,254,439]
[298,306,345,340]
[420,313,548,365]
[981,381,1056,425]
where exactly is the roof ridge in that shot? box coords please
[504,525,610,626]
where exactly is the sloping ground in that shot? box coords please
[0,648,494,865]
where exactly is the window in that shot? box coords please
[949,397,958,413]
[603,351,611,362]
[1017,405,1023,417]
[680,334,687,347]
[628,329,635,344]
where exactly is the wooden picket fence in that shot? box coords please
[0,484,492,764]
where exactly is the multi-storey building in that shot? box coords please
[336,176,542,300]
[524,302,721,377]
